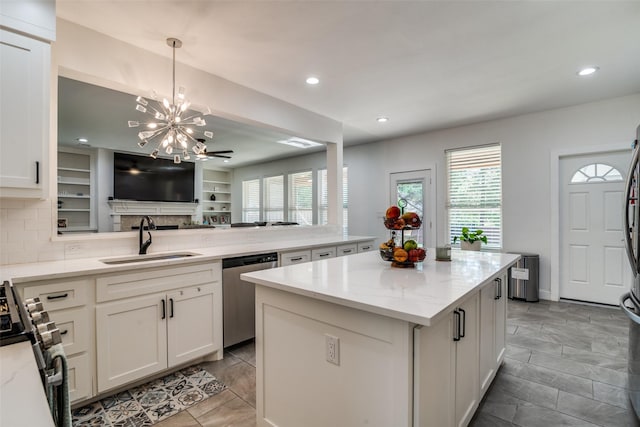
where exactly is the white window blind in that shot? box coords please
[289,171,313,225]
[318,167,348,233]
[242,179,260,222]
[446,144,502,249]
[264,175,284,222]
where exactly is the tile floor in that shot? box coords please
[80,299,640,426]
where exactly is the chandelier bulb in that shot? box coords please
[136,105,147,113]
[204,131,213,139]
[136,96,148,106]
[166,146,173,155]
[147,123,157,129]
[128,121,140,128]
[138,140,148,148]
[173,155,181,164]
[150,149,159,159]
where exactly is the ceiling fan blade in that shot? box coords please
[206,150,234,155]
[211,154,232,159]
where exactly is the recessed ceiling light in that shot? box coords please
[223,159,230,163]
[77,137,88,143]
[577,66,599,76]
[276,137,323,149]
[377,117,389,123]
[306,76,320,85]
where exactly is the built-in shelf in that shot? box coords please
[58,150,95,231]
[202,169,232,225]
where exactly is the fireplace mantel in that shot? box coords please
[108,200,199,231]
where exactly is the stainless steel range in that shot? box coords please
[0,280,69,426]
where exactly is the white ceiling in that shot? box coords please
[57,0,640,148]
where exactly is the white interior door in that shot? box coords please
[560,151,631,305]
[390,170,433,248]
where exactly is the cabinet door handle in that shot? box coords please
[35,161,40,184]
[161,299,166,320]
[495,277,502,300]
[291,257,303,261]
[361,246,371,250]
[47,293,68,300]
[319,253,330,257]
[453,310,461,341]
[60,330,68,335]
[170,298,174,318]
[343,249,352,254]
[459,308,466,338]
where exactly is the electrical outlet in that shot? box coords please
[325,334,340,365]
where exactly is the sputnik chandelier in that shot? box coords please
[128,38,212,164]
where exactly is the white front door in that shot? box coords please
[390,169,433,248]
[560,151,631,305]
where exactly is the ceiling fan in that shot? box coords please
[196,138,234,159]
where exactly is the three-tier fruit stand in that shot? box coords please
[380,199,426,268]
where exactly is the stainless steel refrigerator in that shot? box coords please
[622,123,640,419]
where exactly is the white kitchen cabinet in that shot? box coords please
[96,264,222,393]
[336,243,357,257]
[357,240,375,253]
[167,284,217,366]
[311,245,336,260]
[415,292,479,427]
[19,278,94,404]
[280,249,311,266]
[96,293,167,392]
[479,274,507,395]
[0,29,50,198]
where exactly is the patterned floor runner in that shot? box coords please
[72,365,226,426]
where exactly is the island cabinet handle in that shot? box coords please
[495,278,502,300]
[290,257,303,262]
[453,310,461,341]
[319,253,330,257]
[47,293,68,300]
[169,298,174,318]
[161,299,166,320]
[343,249,353,254]
[35,161,40,184]
[361,245,371,250]
[459,308,466,338]
[60,330,68,336]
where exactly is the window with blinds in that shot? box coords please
[264,175,284,222]
[242,179,260,222]
[446,144,502,249]
[288,171,313,225]
[318,167,348,232]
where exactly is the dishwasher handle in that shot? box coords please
[223,252,278,268]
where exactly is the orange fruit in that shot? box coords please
[393,248,408,262]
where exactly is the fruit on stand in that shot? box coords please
[402,212,422,228]
[403,239,418,251]
[385,206,401,219]
[408,247,426,263]
[393,248,409,263]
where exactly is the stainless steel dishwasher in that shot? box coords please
[222,252,278,347]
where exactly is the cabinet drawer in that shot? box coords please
[311,246,336,261]
[67,353,92,404]
[22,278,90,311]
[357,241,375,253]
[280,250,311,266]
[96,263,220,303]
[336,243,357,257]
[49,307,89,356]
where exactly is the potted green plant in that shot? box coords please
[453,227,488,251]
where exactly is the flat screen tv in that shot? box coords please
[113,152,195,202]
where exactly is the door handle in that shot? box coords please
[169,298,174,318]
[495,278,502,300]
[453,310,461,341]
[47,293,69,300]
[161,299,166,320]
[623,147,640,275]
[459,308,466,338]
[35,161,40,184]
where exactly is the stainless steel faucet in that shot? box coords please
[139,216,156,254]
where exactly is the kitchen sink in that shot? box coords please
[100,251,201,265]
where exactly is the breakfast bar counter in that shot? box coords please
[242,250,520,427]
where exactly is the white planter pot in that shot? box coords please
[461,241,482,251]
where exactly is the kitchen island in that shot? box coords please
[242,249,520,427]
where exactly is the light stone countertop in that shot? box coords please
[242,249,521,326]
[0,235,375,283]
[0,341,55,427]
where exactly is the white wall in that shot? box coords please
[237,93,640,299]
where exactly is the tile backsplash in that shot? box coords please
[0,199,343,266]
